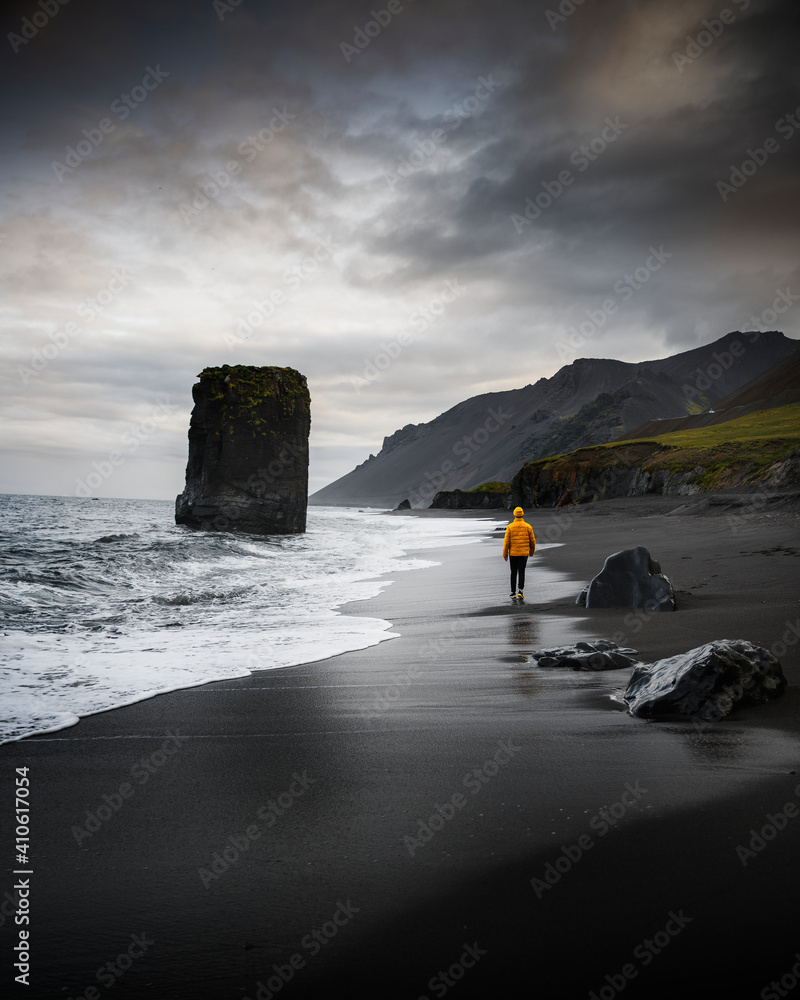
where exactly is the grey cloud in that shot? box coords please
[0,0,797,498]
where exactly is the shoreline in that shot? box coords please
[2,494,799,998]
[0,506,490,747]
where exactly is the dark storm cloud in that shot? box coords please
[0,0,797,497]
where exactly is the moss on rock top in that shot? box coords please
[196,365,310,430]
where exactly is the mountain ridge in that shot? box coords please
[310,331,799,508]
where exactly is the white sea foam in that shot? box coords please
[0,497,492,743]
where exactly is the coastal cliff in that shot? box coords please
[508,405,800,508]
[429,488,509,509]
[175,365,310,534]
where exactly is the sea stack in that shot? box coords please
[175,365,310,534]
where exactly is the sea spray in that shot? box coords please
[0,496,489,743]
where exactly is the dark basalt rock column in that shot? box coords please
[175,365,310,534]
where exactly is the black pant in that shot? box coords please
[509,556,528,593]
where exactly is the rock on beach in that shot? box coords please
[624,638,786,720]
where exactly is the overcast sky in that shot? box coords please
[1,0,798,500]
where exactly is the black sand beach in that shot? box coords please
[3,494,800,999]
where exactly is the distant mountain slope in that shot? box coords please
[714,347,800,410]
[310,331,798,508]
[617,346,800,440]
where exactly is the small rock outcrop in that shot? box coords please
[624,639,786,719]
[530,640,639,671]
[395,499,412,510]
[175,365,310,534]
[576,546,676,611]
[429,489,508,509]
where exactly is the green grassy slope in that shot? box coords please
[526,402,800,491]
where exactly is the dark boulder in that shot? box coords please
[175,365,310,535]
[395,499,412,510]
[576,545,675,610]
[530,639,639,671]
[624,639,786,720]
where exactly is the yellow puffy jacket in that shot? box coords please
[503,516,536,558]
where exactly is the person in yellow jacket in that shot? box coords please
[502,506,536,598]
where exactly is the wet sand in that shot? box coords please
[2,494,799,999]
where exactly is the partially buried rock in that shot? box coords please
[175,365,310,534]
[576,545,675,611]
[395,499,412,510]
[624,639,786,720]
[531,639,639,671]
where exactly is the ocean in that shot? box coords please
[0,495,493,744]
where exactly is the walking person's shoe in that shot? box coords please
[510,592,517,599]
[516,592,524,599]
